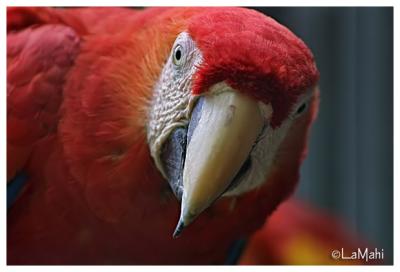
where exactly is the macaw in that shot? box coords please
[7,7,319,264]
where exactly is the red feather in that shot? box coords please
[188,8,319,127]
[8,7,319,264]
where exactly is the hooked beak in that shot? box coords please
[173,83,266,237]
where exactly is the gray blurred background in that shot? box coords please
[252,7,393,263]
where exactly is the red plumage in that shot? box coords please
[188,8,319,127]
[7,19,81,181]
[7,7,319,264]
[240,199,382,265]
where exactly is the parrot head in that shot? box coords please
[60,7,319,239]
[146,8,319,237]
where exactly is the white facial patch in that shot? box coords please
[222,116,293,196]
[223,89,315,196]
[147,30,315,197]
[147,32,202,177]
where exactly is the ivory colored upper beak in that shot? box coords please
[173,84,265,237]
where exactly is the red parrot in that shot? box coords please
[7,7,319,264]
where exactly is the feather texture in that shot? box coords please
[7,7,319,264]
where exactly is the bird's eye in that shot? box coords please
[295,102,308,116]
[173,45,184,66]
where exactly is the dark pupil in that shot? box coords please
[296,103,306,114]
[175,49,182,61]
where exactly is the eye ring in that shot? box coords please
[173,44,184,66]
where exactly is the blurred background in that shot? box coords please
[252,7,393,263]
